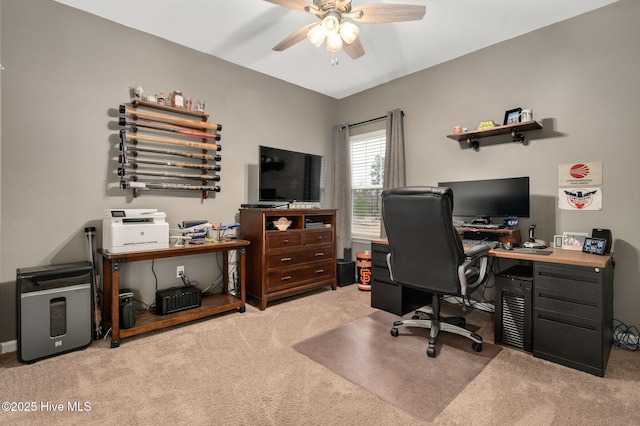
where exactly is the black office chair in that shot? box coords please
[382,186,491,357]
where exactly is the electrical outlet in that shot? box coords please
[176,265,185,278]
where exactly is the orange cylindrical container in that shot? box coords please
[356,251,372,290]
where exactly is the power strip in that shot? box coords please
[614,330,640,345]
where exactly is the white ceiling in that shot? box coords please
[55,0,618,99]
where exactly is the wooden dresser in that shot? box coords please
[239,208,337,310]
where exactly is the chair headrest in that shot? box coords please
[382,186,454,210]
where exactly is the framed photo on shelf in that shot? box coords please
[503,108,522,125]
[561,231,589,251]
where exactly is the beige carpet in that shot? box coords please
[1,284,639,425]
[293,309,502,422]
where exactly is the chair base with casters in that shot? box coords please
[390,293,483,357]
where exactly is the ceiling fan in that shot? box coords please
[265,0,426,59]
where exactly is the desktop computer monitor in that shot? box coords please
[438,176,530,223]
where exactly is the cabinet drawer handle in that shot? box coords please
[315,252,324,257]
[283,239,289,244]
[280,257,292,262]
[316,236,323,240]
[281,276,292,281]
[315,269,324,274]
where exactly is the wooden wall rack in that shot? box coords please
[117,100,223,199]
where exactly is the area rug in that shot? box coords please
[293,309,501,422]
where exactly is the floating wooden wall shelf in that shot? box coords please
[447,121,543,151]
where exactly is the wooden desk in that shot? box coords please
[370,239,614,376]
[99,239,249,347]
[372,238,611,268]
[488,246,612,268]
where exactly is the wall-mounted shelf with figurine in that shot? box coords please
[447,121,543,151]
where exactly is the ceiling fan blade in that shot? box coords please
[343,35,365,59]
[273,23,318,51]
[263,0,318,13]
[349,4,426,23]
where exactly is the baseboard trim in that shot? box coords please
[1,340,18,354]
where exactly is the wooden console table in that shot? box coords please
[99,239,249,347]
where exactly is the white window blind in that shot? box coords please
[350,130,386,239]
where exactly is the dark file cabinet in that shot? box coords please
[370,242,431,315]
[533,261,614,377]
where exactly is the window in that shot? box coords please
[350,130,385,239]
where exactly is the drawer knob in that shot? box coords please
[283,239,289,244]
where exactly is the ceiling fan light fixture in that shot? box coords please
[322,14,340,34]
[307,24,325,47]
[339,22,359,44]
[326,33,343,52]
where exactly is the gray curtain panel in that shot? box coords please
[332,124,352,257]
[381,109,406,238]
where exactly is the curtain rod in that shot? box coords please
[342,110,404,129]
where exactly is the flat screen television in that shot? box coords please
[438,176,530,221]
[259,146,324,203]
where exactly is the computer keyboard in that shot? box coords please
[461,223,505,229]
[462,239,500,249]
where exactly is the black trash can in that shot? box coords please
[336,259,356,287]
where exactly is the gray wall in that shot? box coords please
[344,0,640,328]
[2,0,639,345]
[0,0,338,343]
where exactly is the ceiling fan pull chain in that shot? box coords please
[331,52,339,66]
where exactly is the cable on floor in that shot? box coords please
[613,319,639,351]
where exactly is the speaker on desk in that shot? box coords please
[591,228,612,253]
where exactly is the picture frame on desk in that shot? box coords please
[561,231,589,250]
[503,108,522,125]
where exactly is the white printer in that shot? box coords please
[103,209,169,253]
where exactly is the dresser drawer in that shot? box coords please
[266,247,333,269]
[267,261,334,292]
[266,231,302,250]
[303,229,333,246]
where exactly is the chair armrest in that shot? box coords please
[459,245,491,297]
[464,244,491,261]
